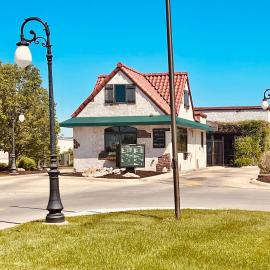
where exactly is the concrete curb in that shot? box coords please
[250,178,270,187]
[3,206,270,231]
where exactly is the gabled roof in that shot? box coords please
[72,62,189,118]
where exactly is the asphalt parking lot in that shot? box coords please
[0,166,269,229]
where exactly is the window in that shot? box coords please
[105,84,135,104]
[153,129,166,148]
[184,90,190,109]
[104,126,137,154]
[177,127,187,153]
[115,85,126,103]
[201,132,204,148]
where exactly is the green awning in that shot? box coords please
[60,115,213,131]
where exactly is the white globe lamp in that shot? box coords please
[261,99,269,111]
[14,45,32,68]
[18,113,25,122]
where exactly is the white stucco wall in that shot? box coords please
[73,125,206,172]
[179,129,206,171]
[203,110,270,122]
[77,71,164,117]
[0,151,8,164]
[178,82,194,121]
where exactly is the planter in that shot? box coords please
[257,174,270,183]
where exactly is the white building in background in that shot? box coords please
[194,106,270,123]
[0,151,8,164]
[61,62,211,173]
[58,136,73,153]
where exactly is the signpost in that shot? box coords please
[116,144,145,168]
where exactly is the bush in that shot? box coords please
[219,120,270,166]
[258,151,270,174]
[0,162,8,171]
[234,157,254,167]
[18,156,36,171]
[234,136,260,167]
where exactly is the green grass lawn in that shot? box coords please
[1,209,270,270]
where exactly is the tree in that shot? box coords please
[0,62,60,165]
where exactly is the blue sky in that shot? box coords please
[1,0,270,136]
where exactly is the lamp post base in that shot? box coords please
[45,212,65,223]
[9,172,19,175]
[9,169,19,175]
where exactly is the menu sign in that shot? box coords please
[117,144,145,168]
[153,129,166,148]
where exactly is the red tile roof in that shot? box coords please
[72,62,191,118]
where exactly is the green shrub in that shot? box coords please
[258,150,270,174]
[234,136,260,167]
[0,162,8,171]
[18,156,36,171]
[234,157,254,167]
[219,120,270,166]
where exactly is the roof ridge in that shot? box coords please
[98,71,188,79]
[118,62,143,75]
[144,72,188,76]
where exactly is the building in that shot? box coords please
[57,136,73,166]
[0,151,8,164]
[194,106,269,123]
[61,63,211,172]
[194,106,268,166]
[58,136,73,153]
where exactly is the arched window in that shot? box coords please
[104,126,137,154]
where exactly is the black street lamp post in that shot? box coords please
[10,113,25,175]
[15,17,65,223]
[165,0,181,219]
[10,117,18,175]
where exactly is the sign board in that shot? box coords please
[116,144,145,168]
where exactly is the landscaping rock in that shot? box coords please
[122,172,140,178]
[82,167,98,177]
[93,171,109,177]
[162,167,168,173]
[17,168,25,172]
[112,169,121,174]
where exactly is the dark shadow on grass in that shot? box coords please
[118,210,170,220]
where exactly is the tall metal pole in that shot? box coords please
[45,24,65,224]
[165,0,181,219]
[17,17,65,223]
[10,118,18,175]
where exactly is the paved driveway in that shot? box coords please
[0,166,268,229]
